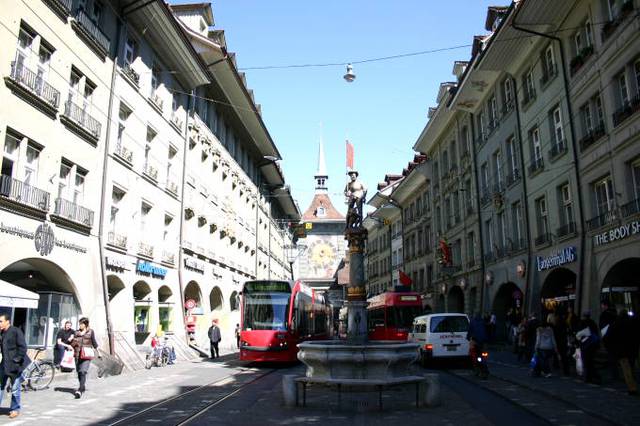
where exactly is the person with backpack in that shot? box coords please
[534,316,558,377]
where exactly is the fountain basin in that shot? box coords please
[297,340,419,380]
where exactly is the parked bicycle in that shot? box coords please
[22,347,56,391]
[145,343,170,369]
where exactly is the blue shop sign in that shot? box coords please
[137,261,167,278]
[536,246,576,272]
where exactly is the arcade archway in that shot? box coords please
[133,280,152,343]
[492,282,522,341]
[601,258,640,315]
[541,268,576,315]
[210,286,223,312]
[447,286,465,313]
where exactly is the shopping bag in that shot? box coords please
[574,348,584,376]
[61,349,75,370]
[530,353,539,372]
[80,346,96,360]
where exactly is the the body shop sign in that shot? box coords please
[593,220,640,247]
[536,246,576,272]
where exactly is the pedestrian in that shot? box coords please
[506,309,514,344]
[552,311,570,375]
[234,323,241,349]
[534,317,558,377]
[71,317,99,399]
[607,309,639,395]
[0,313,31,419]
[489,312,497,342]
[525,313,539,361]
[577,311,601,384]
[54,321,75,368]
[208,319,221,359]
[599,301,618,381]
[516,318,527,362]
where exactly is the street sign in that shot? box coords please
[184,299,196,310]
[305,222,313,230]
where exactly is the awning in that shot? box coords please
[0,279,40,309]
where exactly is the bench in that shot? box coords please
[293,375,426,410]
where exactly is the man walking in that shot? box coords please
[0,313,30,419]
[234,323,241,349]
[208,319,221,359]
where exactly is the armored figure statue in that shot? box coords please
[344,170,367,229]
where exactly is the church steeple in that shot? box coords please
[315,138,328,193]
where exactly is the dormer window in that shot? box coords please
[317,207,326,217]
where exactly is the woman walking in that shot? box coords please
[534,316,558,377]
[71,317,99,398]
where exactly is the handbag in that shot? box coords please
[60,349,76,370]
[80,346,96,360]
[574,348,584,376]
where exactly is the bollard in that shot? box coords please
[423,373,441,407]
[282,375,298,407]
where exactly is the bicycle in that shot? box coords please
[22,347,56,391]
[145,344,170,369]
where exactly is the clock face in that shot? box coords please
[310,240,336,268]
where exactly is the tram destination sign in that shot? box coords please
[244,281,291,293]
[593,220,640,247]
[536,246,576,272]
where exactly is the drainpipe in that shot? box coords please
[512,8,587,315]
[96,17,124,356]
[508,72,535,317]
[177,91,195,343]
[469,113,487,315]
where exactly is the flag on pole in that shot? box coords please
[346,140,354,170]
[399,270,412,287]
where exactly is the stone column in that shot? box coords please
[346,228,368,344]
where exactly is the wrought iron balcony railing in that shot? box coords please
[138,241,154,258]
[557,221,577,238]
[586,209,618,231]
[107,231,127,249]
[114,144,134,164]
[54,197,94,227]
[73,8,111,55]
[63,99,101,139]
[579,122,606,151]
[534,232,551,246]
[0,174,50,211]
[9,61,60,108]
[620,198,640,218]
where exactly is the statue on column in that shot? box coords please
[344,170,367,230]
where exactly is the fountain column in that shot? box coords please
[345,227,368,344]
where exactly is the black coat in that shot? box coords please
[0,326,30,379]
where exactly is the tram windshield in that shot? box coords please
[243,293,290,331]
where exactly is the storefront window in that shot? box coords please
[135,306,150,334]
[159,306,172,332]
[13,292,80,348]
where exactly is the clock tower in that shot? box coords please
[298,139,347,290]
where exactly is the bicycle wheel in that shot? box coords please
[145,354,154,369]
[27,362,55,391]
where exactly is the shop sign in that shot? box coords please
[136,261,167,278]
[184,257,205,273]
[536,246,576,272]
[593,220,640,247]
[0,222,87,254]
[106,256,127,271]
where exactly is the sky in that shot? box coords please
[180,0,507,215]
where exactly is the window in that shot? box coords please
[466,232,475,264]
[618,71,629,107]
[485,218,494,253]
[24,143,41,186]
[478,111,486,140]
[497,212,506,250]
[442,150,449,173]
[151,65,161,93]
[631,159,640,200]
[140,202,152,233]
[559,184,574,228]
[464,179,472,212]
[543,45,555,78]
[524,68,535,101]
[110,186,125,232]
[480,162,489,194]
[489,95,498,127]
[581,102,593,133]
[15,26,35,67]
[505,136,518,178]
[145,126,157,168]
[91,1,103,23]
[635,60,640,97]
[595,95,605,124]
[453,191,460,222]
[2,132,20,178]
[124,36,137,66]
[535,197,549,237]
[511,201,523,243]
[551,106,565,147]
[450,141,457,170]
[163,214,173,242]
[530,127,542,163]
[502,78,513,111]
[608,0,620,20]
[493,150,503,188]
[460,126,470,155]
[593,176,614,216]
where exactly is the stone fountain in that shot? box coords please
[296,170,420,382]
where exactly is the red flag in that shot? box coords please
[399,270,412,286]
[346,140,354,170]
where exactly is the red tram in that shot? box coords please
[367,291,422,341]
[239,280,329,362]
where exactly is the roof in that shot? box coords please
[302,193,345,221]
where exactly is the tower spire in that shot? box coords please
[315,135,328,193]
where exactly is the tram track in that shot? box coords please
[105,366,277,426]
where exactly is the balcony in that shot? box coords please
[170,111,184,132]
[569,45,594,76]
[587,209,618,231]
[42,0,73,19]
[161,251,175,265]
[143,163,158,182]
[61,99,101,144]
[149,91,163,112]
[528,157,544,176]
[138,242,154,258]
[534,233,551,246]
[557,222,577,238]
[506,169,520,187]
[72,8,111,58]
[540,63,558,86]
[521,88,536,108]
[0,174,50,212]
[53,197,94,227]
[579,122,606,152]
[612,95,640,128]
[107,231,127,250]
[122,63,140,87]
[114,144,134,165]
[487,118,499,135]
[548,140,567,162]
[166,180,179,196]
[621,198,640,218]
[5,61,60,117]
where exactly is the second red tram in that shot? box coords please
[367,292,422,340]
[239,280,329,362]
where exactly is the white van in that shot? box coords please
[408,313,470,365]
